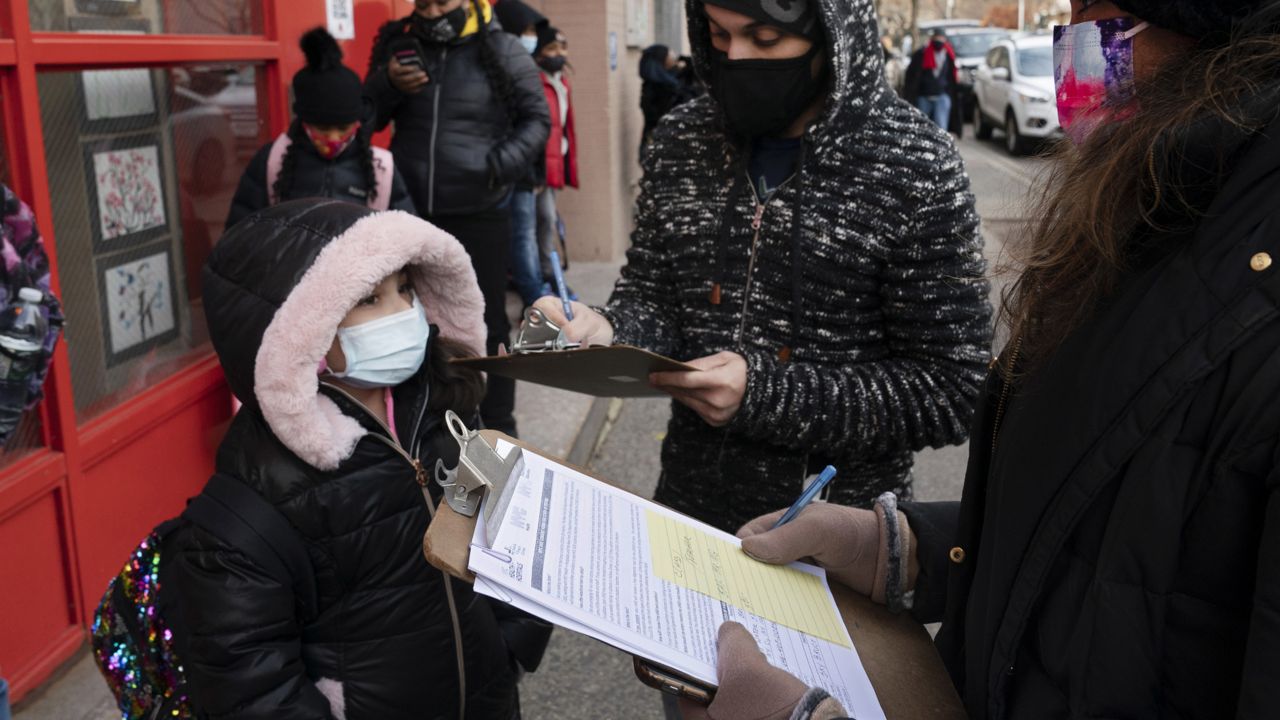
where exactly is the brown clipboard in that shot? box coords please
[451,346,695,398]
[423,432,965,719]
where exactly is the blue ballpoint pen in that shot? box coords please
[549,250,574,321]
[771,465,839,529]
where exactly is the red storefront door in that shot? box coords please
[0,0,401,702]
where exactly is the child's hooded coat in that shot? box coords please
[176,199,516,720]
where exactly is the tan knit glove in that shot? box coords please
[737,497,916,608]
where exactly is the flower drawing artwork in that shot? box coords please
[104,250,176,358]
[93,146,166,242]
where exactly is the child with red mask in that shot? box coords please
[225,27,415,230]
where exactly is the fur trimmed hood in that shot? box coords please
[204,199,486,470]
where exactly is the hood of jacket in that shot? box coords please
[684,0,889,136]
[203,199,485,471]
[492,0,546,36]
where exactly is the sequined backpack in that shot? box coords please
[90,474,317,720]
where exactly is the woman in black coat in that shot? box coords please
[364,0,550,438]
[176,200,520,719]
[692,1,1280,719]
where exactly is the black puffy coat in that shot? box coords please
[176,200,516,719]
[365,14,550,217]
[903,116,1280,719]
[224,131,416,230]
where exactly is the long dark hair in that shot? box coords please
[472,0,518,125]
[272,120,380,206]
[1000,9,1280,370]
[425,335,485,415]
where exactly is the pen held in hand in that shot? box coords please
[772,466,838,530]
[550,250,574,321]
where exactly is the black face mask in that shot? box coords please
[538,56,567,74]
[414,5,469,44]
[710,43,825,140]
[931,39,946,50]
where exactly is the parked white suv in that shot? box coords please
[973,34,1060,155]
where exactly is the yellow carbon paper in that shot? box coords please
[646,511,851,647]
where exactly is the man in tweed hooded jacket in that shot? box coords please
[538,0,992,533]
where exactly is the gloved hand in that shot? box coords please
[680,622,808,720]
[737,501,915,605]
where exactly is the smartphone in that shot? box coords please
[387,35,427,72]
[633,657,716,706]
[394,49,425,70]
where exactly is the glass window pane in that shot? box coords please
[37,64,269,423]
[30,0,263,35]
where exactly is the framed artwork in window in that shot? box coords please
[73,0,144,18]
[82,133,169,253]
[67,14,151,33]
[78,67,158,133]
[97,242,179,367]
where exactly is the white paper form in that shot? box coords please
[469,442,885,719]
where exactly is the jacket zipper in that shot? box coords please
[989,335,1023,458]
[427,47,447,216]
[734,174,796,348]
[317,382,467,719]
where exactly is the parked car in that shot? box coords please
[945,27,1012,121]
[973,33,1060,155]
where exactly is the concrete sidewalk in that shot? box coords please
[12,260,624,720]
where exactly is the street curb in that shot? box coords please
[566,396,613,468]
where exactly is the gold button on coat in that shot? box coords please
[1251,253,1272,272]
[949,547,966,564]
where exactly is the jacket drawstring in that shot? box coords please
[783,142,808,363]
[711,156,749,306]
[710,142,807,363]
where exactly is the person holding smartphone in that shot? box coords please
[533,0,991,535]
[366,0,550,436]
[698,1,1280,718]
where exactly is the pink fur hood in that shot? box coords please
[205,200,486,470]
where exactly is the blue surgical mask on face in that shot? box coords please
[520,34,538,54]
[329,295,430,389]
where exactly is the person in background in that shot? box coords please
[534,25,579,299]
[366,0,550,436]
[700,1,1280,718]
[904,30,961,134]
[493,0,550,308]
[639,44,701,154]
[535,0,990,536]
[226,28,414,230]
[0,184,63,449]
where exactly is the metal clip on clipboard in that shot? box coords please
[511,307,581,354]
[433,411,526,547]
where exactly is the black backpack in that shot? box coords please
[89,474,316,720]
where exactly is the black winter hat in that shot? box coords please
[535,24,562,55]
[1111,0,1263,41]
[292,27,366,126]
[493,0,547,36]
[702,0,821,40]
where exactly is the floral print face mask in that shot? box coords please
[304,123,361,160]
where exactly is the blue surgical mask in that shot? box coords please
[520,34,538,54]
[329,296,430,389]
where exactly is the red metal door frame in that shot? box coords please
[0,0,406,701]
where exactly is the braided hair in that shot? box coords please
[271,120,380,206]
[472,0,518,125]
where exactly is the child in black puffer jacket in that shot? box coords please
[177,199,521,719]
[225,27,415,231]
